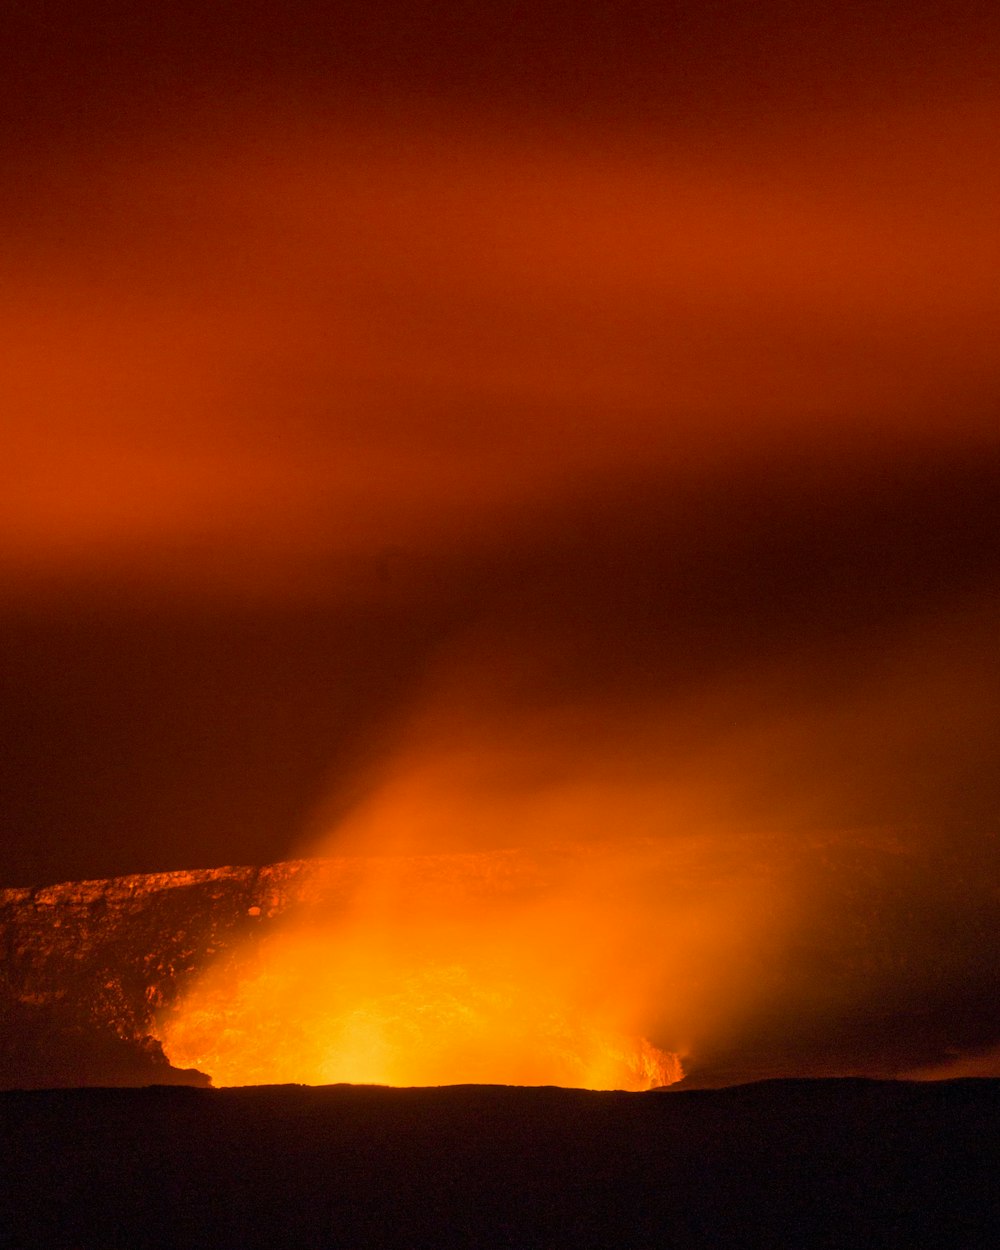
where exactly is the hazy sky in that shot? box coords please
[2,0,1000,1081]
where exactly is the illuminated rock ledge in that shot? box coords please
[0,859,329,1088]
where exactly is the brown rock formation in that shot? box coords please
[0,860,325,1089]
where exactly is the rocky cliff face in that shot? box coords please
[0,860,328,1089]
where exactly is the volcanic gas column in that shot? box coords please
[155,846,691,1090]
[156,647,804,1090]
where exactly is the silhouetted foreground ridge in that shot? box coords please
[2,1078,998,1248]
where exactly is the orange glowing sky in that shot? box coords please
[3,102,999,594]
[2,0,1000,1085]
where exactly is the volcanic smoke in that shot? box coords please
[4,84,1000,1091]
[156,598,1000,1089]
[155,644,798,1090]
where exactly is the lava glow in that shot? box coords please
[155,660,798,1090]
[156,799,789,1091]
[157,842,710,1089]
[157,892,682,1091]
[152,604,999,1089]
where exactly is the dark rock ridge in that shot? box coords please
[0,859,330,1089]
[4,1080,999,1248]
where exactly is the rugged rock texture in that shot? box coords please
[0,859,330,1089]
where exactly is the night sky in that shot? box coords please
[2,1,1000,1079]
